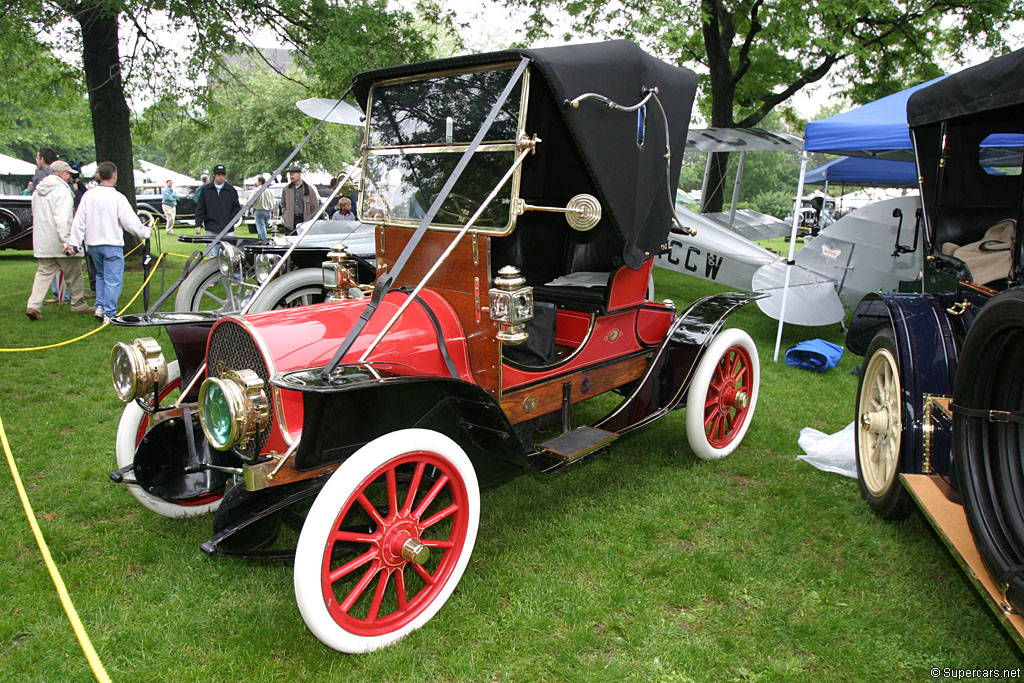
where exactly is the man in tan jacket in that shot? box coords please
[280,167,321,232]
[26,160,91,320]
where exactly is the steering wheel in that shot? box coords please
[431,193,501,225]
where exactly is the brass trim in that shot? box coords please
[233,317,294,448]
[922,394,952,474]
[368,142,518,156]
[359,63,531,237]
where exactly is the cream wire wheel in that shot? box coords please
[855,329,912,520]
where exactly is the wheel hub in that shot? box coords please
[860,410,890,435]
[380,517,426,567]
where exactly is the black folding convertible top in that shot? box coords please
[908,47,1024,126]
[353,40,698,269]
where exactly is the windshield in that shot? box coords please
[360,63,527,233]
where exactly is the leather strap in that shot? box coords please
[951,402,1024,425]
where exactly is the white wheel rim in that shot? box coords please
[858,348,902,496]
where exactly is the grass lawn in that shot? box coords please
[0,229,1021,681]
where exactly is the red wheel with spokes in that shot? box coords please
[295,429,479,653]
[685,328,760,460]
[115,360,223,516]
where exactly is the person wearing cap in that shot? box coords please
[280,167,320,232]
[26,160,92,320]
[194,164,241,235]
[161,179,178,235]
[68,161,151,323]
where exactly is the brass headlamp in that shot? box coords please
[111,337,168,403]
[322,243,359,301]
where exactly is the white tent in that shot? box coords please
[136,159,198,186]
[0,153,36,195]
[81,161,147,185]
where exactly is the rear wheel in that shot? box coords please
[954,288,1024,611]
[247,269,326,312]
[294,429,479,653]
[685,328,760,460]
[115,361,223,517]
[855,328,913,520]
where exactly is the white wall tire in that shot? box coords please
[115,361,222,517]
[247,268,326,313]
[294,429,480,653]
[685,328,760,460]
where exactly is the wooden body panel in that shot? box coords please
[378,226,500,395]
[499,354,648,424]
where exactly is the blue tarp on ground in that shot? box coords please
[804,156,918,187]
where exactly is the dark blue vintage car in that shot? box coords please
[847,48,1024,633]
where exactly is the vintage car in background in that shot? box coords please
[0,194,33,251]
[847,48,1024,641]
[106,41,765,653]
[136,182,200,228]
[171,220,376,314]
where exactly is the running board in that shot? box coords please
[539,426,617,462]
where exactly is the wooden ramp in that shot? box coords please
[902,473,1024,650]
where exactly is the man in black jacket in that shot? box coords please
[194,164,241,235]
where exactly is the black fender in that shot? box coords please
[848,292,960,482]
[272,371,529,489]
[598,291,765,434]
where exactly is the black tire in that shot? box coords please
[247,269,326,312]
[953,287,1024,612]
[855,327,914,520]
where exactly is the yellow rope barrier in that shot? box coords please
[0,253,167,352]
[0,414,111,682]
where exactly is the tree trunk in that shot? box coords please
[76,1,141,253]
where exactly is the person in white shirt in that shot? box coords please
[69,161,151,322]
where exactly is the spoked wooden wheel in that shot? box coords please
[294,429,479,653]
[686,328,760,460]
[855,328,912,520]
[115,361,223,517]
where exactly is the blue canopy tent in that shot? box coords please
[804,156,918,187]
[804,75,947,160]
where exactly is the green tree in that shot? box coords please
[2,0,451,226]
[508,0,1024,212]
[0,17,93,163]
[139,68,362,183]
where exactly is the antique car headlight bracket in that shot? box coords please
[110,337,167,403]
[217,242,244,276]
[488,264,533,345]
[254,253,281,283]
[198,369,270,452]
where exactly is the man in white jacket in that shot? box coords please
[26,160,92,320]
[69,161,151,322]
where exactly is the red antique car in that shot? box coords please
[107,41,763,652]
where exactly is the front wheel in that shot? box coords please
[114,361,222,517]
[294,429,479,653]
[173,258,252,313]
[854,328,913,520]
[685,328,760,460]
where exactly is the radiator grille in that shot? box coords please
[207,320,273,457]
